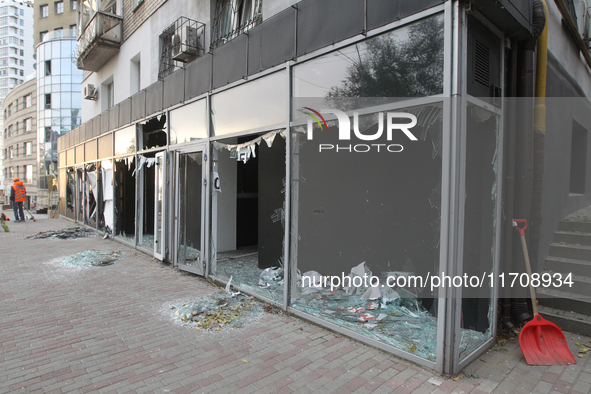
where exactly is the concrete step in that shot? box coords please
[545,256,591,277]
[549,243,591,261]
[537,287,591,315]
[554,231,591,246]
[558,220,591,233]
[542,272,591,296]
[539,305,591,337]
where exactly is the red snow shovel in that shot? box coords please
[512,219,576,365]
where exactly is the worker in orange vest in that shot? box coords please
[10,177,26,222]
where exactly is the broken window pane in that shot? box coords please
[85,164,97,227]
[459,102,500,360]
[177,152,203,269]
[65,167,76,220]
[99,159,114,234]
[137,153,158,250]
[289,102,443,361]
[76,168,84,222]
[114,156,136,243]
[210,130,286,303]
[138,115,167,151]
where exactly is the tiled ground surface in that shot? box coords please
[1,211,591,393]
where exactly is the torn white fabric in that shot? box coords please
[212,128,286,163]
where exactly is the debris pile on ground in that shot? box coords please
[60,250,121,268]
[171,290,263,331]
[29,227,95,239]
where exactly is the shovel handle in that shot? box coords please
[512,219,528,236]
[513,219,538,316]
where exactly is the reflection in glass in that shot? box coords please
[211,70,286,136]
[293,14,444,106]
[114,125,136,156]
[169,100,207,145]
[178,152,203,268]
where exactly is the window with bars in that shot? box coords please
[210,0,262,50]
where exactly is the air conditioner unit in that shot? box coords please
[84,84,98,101]
[171,26,199,62]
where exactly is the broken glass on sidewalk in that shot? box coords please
[28,227,96,239]
[59,250,121,268]
[169,290,263,331]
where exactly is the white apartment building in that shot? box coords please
[0,0,34,201]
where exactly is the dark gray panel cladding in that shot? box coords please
[212,34,247,89]
[109,105,119,131]
[296,0,364,57]
[101,111,109,134]
[73,127,80,145]
[85,118,93,139]
[163,69,185,108]
[119,98,132,126]
[131,90,146,122]
[146,81,163,115]
[185,53,212,100]
[79,123,88,141]
[547,52,585,97]
[367,0,444,31]
[248,7,296,76]
[92,116,101,137]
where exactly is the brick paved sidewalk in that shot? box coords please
[1,211,591,393]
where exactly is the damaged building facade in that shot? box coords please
[57,0,591,374]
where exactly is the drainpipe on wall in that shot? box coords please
[510,0,547,324]
[529,0,548,285]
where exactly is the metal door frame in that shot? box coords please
[154,151,167,260]
[174,143,207,275]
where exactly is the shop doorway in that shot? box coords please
[211,131,286,301]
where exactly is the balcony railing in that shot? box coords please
[77,11,123,72]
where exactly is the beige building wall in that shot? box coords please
[2,77,37,206]
[34,0,77,46]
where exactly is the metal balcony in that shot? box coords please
[77,11,123,72]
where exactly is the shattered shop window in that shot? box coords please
[138,115,167,151]
[289,103,445,361]
[114,156,136,243]
[210,129,287,303]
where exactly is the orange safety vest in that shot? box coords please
[12,183,26,202]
